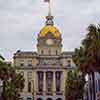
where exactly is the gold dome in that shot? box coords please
[39,25,60,38]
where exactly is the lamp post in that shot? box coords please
[0,79,3,100]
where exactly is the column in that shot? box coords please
[60,72,62,92]
[43,72,46,95]
[34,71,37,95]
[53,71,56,95]
[61,71,63,94]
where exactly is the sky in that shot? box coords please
[0,0,100,61]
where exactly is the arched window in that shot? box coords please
[47,98,52,100]
[56,98,62,100]
[27,98,32,100]
[37,98,42,100]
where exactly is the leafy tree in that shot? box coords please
[0,56,25,100]
[73,24,100,99]
[4,73,24,100]
[65,68,85,100]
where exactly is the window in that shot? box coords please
[28,64,32,66]
[67,60,71,67]
[49,49,51,55]
[27,72,32,92]
[28,81,31,92]
[37,71,43,92]
[56,50,58,55]
[47,98,52,100]
[46,72,53,92]
[56,98,62,100]
[28,60,32,66]
[41,50,44,54]
[20,60,24,66]
[20,63,24,66]
[37,98,42,100]
[28,71,32,80]
[27,98,32,100]
[55,71,61,92]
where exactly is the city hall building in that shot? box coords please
[13,13,75,100]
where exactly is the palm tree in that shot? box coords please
[73,24,100,100]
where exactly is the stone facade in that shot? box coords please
[13,15,75,100]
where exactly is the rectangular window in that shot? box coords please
[46,71,53,92]
[41,50,44,55]
[20,60,24,66]
[28,60,32,66]
[49,49,51,55]
[37,71,44,92]
[27,71,32,93]
[55,71,61,92]
[56,50,58,55]
[20,63,24,66]
[28,64,32,66]
[28,81,31,92]
[27,71,32,80]
[67,60,71,67]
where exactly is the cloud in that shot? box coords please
[0,0,100,60]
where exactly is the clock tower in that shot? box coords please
[37,15,62,56]
[13,0,75,100]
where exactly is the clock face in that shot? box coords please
[46,39,54,45]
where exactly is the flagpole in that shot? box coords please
[45,0,54,25]
[48,0,51,16]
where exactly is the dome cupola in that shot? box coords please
[37,0,62,56]
[39,15,61,38]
